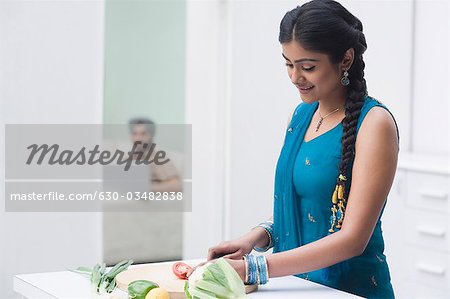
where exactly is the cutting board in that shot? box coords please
[115,261,257,299]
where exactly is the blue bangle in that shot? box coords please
[253,221,273,252]
[256,255,269,284]
[245,254,258,285]
[245,254,270,285]
[253,221,274,252]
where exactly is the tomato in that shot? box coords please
[172,261,193,280]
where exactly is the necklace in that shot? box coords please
[315,106,341,132]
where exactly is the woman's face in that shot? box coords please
[281,40,344,104]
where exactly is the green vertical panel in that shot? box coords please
[102,0,185,264]
[104,0,185,124]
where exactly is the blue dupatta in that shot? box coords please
[272,100,349,282]
[272,101,315,253]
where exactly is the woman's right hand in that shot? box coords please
[207,236,253,261]
[186,227,269,278]
[207,227,269,261]
[185,236,253,278]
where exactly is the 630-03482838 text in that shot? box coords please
[9,191,184,201]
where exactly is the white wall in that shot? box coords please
[411,0,449,154]
[0,1,104,298]
[226,1,298,240]
[342,0,413,152]
[183,0,228,259]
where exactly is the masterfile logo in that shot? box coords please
[4,124,192,212]
[26,141,171,171]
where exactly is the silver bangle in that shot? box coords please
[252,221,274,252]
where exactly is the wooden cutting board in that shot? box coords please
[115,261,257,299]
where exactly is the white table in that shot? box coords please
[14,259,362,299]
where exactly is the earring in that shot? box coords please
[341,70,350,86]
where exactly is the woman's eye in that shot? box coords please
[284,63,315,72]
[303,66,315,71]
[285,63,294,68]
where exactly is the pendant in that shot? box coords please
[305,157,310,166]
[315,117,323,132]
[328,205,337,233]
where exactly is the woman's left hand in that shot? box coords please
[223,257,246,283]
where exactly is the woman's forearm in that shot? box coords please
[266,230,361,278]
[245,216,273,248]
[251,227,270,248]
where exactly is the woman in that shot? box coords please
[189,1,399,298]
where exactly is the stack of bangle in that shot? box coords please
[252,220,274,252]
[242,254,269,285]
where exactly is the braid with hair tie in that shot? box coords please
[328,23,368,233]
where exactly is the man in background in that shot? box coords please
[103,118,183,265]
[129,117,182,193]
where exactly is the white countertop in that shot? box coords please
[14,259,362,299]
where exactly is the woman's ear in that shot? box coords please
[341,48,354,71]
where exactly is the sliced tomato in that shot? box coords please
[172,261,193,280]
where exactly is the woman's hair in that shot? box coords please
[279,0,367,184]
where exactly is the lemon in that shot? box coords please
[128,280,159,299]
[145,287,170,299]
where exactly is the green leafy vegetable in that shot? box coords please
[72,266,94,275]
[71,259,133,295]
[185,258,249,299]
[184,281,192,299]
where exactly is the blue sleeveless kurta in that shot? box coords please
[272,96,399,298]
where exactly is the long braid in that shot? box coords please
[322,13,369,283]
[340,23,367,176]
[330,20,368,233]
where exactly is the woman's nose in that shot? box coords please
[290,68,303,85]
